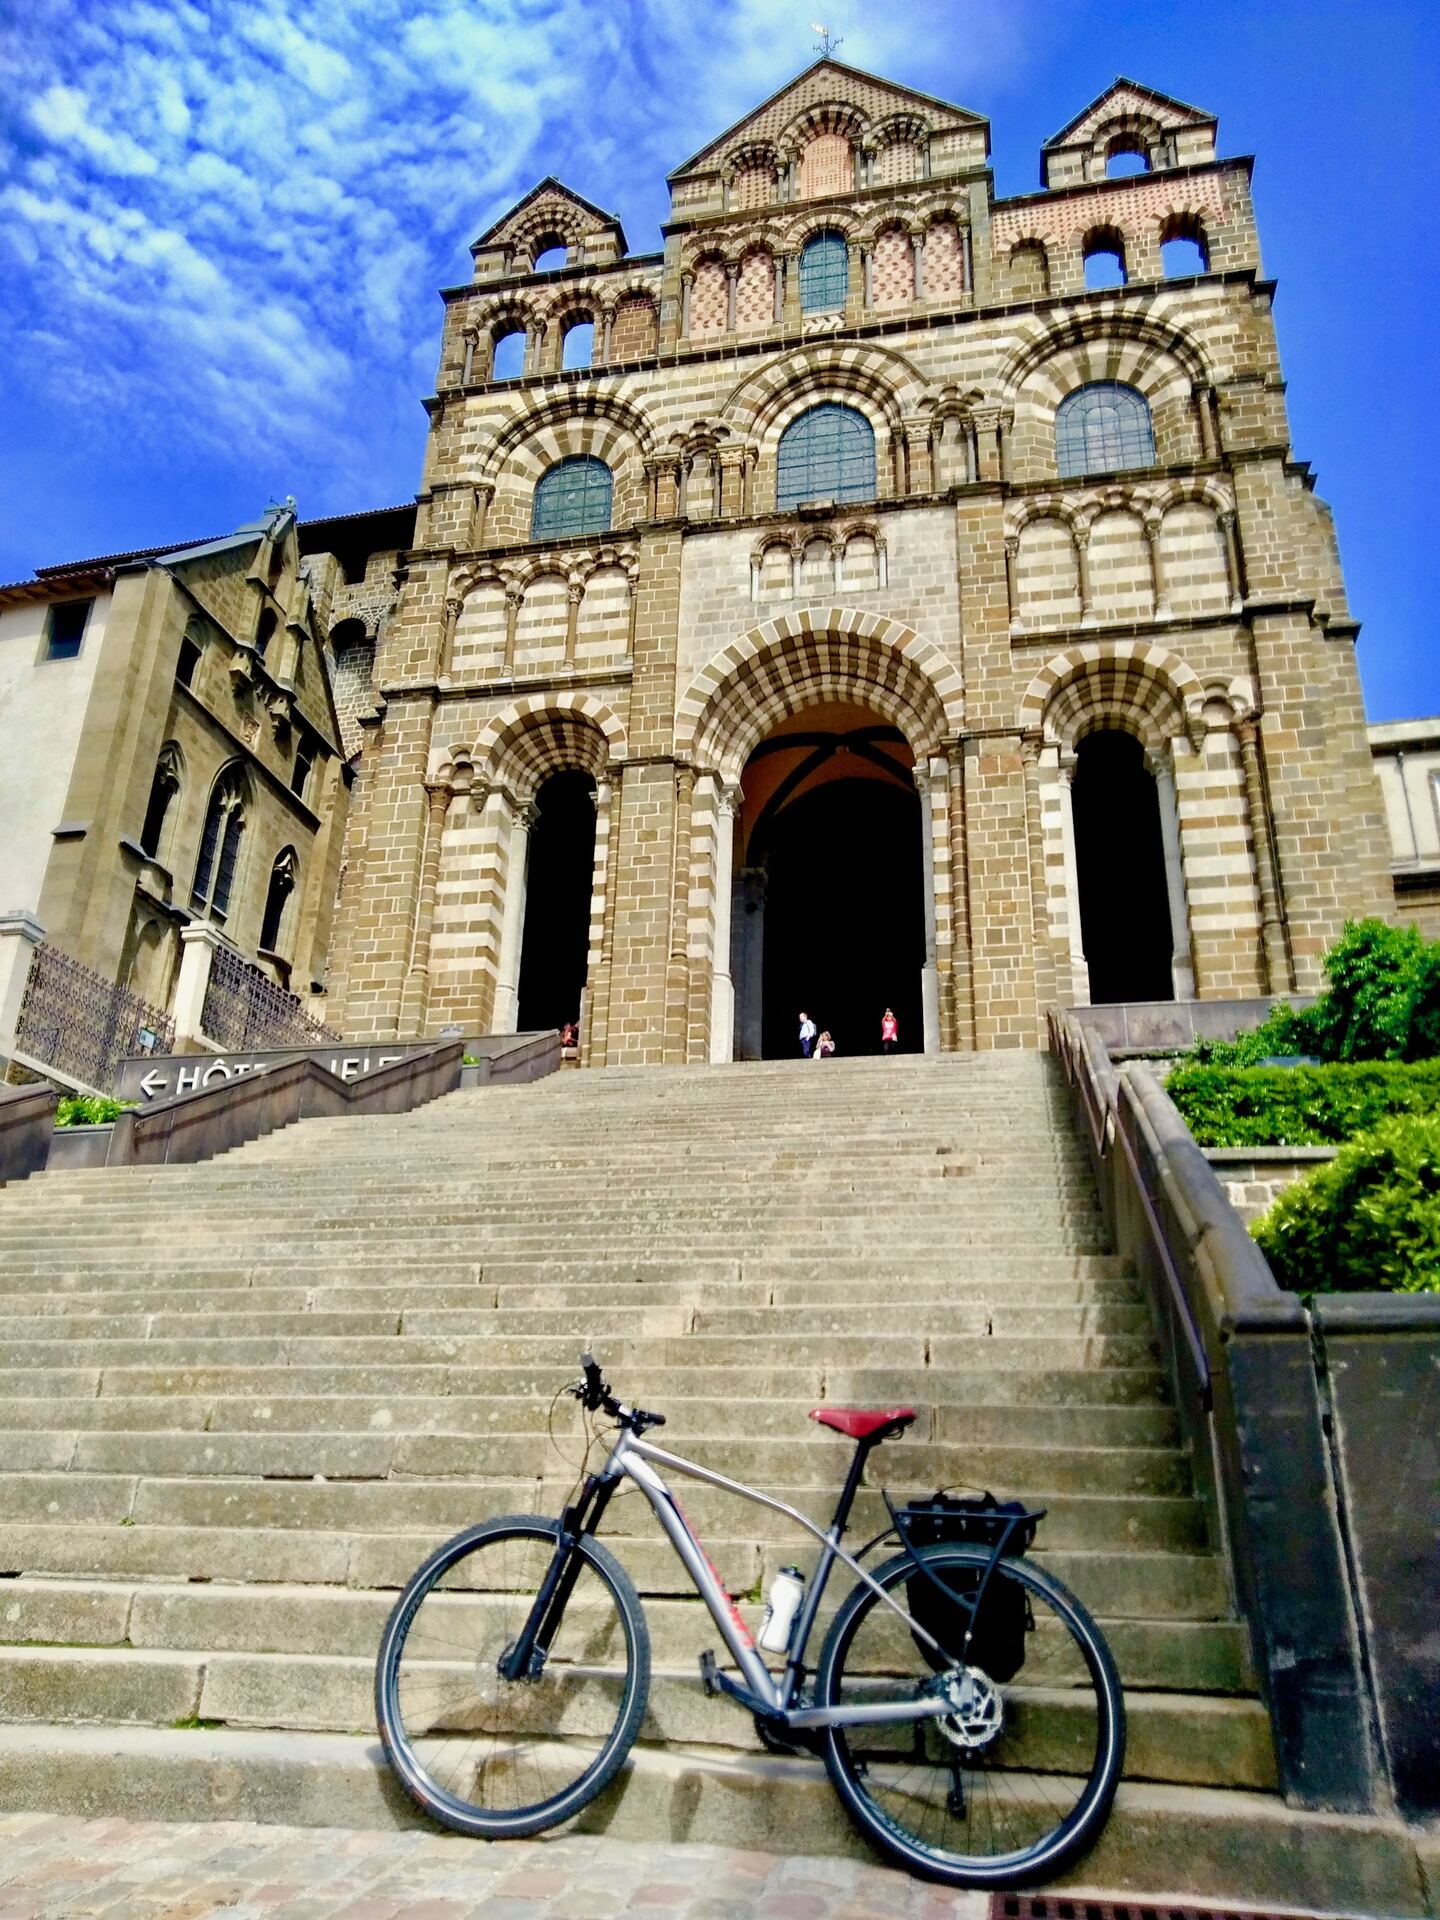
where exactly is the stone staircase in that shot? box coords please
[0,1056,1425,1910]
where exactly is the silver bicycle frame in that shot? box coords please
[607,1429,952,1730]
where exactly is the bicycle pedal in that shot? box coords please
[698,1650,720,1696]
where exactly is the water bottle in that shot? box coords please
[757,1566,805,1654]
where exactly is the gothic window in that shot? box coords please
[1055,382,1155,479]
[260,847,298,955]
[191,767,247,923]
[291,736,315,802]
[531,456,613,540]
[176,632,202,687]
[799,231,848,313]
[139,743,183,860]
[255,607,278,659]
[776,403,876,510]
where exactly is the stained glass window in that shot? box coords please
[776,404,876,510]
[799,231,849,313]
[531,456,613,540]
[1055,382,1155,479]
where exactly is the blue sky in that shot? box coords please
[1,0,1434,718]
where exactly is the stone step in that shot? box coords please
[0,1395,1181,1448]
[0,1725,1421,1913]
[0,1474,1208,1551]
[0,1646,1273,1791]
[0,1364,1173,1408]
[0,1303,1154,1344]
[0,1540,1240,1644]
[0,1424,1193,1492]
[0,1332,1161,1371]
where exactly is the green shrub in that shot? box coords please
[1167,1059,1440,1147]
[1304,919,1428,1062]
[1186,1001,1318,1068]
[54,1094,131,1127]
[1253,1115,1440,1294]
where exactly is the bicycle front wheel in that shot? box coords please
[376,1514,650,1839]
[816,1544,1124,1887]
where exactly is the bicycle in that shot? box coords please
[375,1352,1126,1889]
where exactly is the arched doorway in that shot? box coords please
[516,769,596,1032]
[1071,729,1174,1002]
[733,703,924,1058]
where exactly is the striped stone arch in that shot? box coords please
[475,386,658,487]
[997,305,1210,411]
[1019,641,1206,753]
[721,341,929,441]
[471,693,627,802]
[676,610,963,780]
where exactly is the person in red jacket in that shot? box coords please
[881,1008,899,1055]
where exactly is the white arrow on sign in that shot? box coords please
[140,1070,168,1098]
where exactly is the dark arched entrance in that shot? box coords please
[733,704,924,1058]
[1071,729,1174,1003]
[516,769,596,1031]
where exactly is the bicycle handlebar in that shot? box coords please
[573,1350,665,1431]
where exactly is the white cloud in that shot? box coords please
[1,0,1037,540]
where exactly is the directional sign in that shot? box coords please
[114,1043,422,1103]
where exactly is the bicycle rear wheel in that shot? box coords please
[815,1543,1124,1887]
[376,1514,650,1838]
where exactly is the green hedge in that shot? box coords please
[1167,1059,1440,1147]
[54,1094,132,1127]
[1253,1115,1440,1294]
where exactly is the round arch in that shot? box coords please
[677,610,962,781]
[1019,641,1206,752]
[721,340,929,442]
[471,692,627,802]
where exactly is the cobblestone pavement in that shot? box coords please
[0,1814,990,1920]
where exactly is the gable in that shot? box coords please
[669,58,986,181]
[471,177,626,257]
[1044,79,1215,151]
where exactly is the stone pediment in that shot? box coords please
[1044,79,1215,151]
[668,57,986,181]
[471,178,626,268]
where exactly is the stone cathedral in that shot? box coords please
[321,60,1393,1065]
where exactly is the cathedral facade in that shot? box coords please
[324,61,1393,1063]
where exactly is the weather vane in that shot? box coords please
[811,22,843,57]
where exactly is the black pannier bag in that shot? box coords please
[897,1492,1039,1682]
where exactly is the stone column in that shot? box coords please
[665,766,695,1062]
[1021,738,1058,1022]
[708,782,739,1064]
[1236,714,1295,992]
[971,408,1005,483]
[439,596,463,678]
[1057,750,1090,1004]
[471,482,494,550]
[1219,509,1246,606]
[1073,525,1093,620]
[903,415,933,494]
[1151,745,1197,1000]
[502,587,522,674]
[845,240,864,322]
[564,580,583,667]
[911,229,925,299]
[913,764,942,1054]
[680,272,693,340]
[490,798,536,1034]
[0,911,44,1059]
[1004,536,1020,628]
[1194,383,1219,459]
[944,746,974,1050]
[398,784,453,1036]
[1144,514,1168,617]
[579,775,613,1068]
[725,263,738,332]
[173,921,225,1051]
[601,305,615,363]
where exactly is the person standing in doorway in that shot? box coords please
[798,1011,817,1059]
[881,1007,899,1055]
[815,1030,836,1059]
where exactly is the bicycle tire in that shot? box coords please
[375,1514,651,1839]
[815,1543,1125,1887]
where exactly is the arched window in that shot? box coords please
[776,403,876,511]
[191,768,247,923]
[1082,227,1127,290]
[139,743,183,860]
[799,231,849,312]
[561,317,595,370]
[260,847,298,955]
[531,239,567,272]
[531,456,613,540]
[1161,213,1210,278]
[491,328,525,380]
[1056,383,1155,479]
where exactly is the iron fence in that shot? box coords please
[15,943,175,1093]
[202,939,341,1051]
